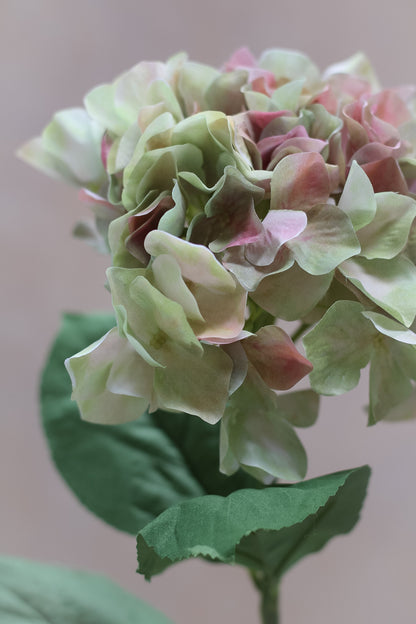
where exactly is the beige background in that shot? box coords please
[2,1,416,622]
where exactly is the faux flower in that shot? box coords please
[20,48,416,483]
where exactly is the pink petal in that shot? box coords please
[245,210,307,266]
[223,47,257,71]
[101,132,112,169]
[242,325,312,390]
[271,152,335,211]
[126,196,174,264]
[369,90,411,127]
[361,157,409,194]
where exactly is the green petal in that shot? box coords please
[275,389,320,428]
[362,311,416,344]
[107,266,202,362]
[271,79,305,111]
[18,108,106,191]
[287,204,361,275]
[338,160,377,230]
[339,255,416,327]
[65,328,150,424]
[122,144,203,211]
[259,49,320,88]
[323,52,380,90]
[358,192,416,259]
[368,340,414,424]
[303,301,377,394]
[220,366,307,482]
[145,230,237,293]
[177,61,220,115]
[154,342,233,424]
[251,263,333,320]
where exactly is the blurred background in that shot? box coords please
[2,1,416,622]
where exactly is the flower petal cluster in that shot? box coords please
[20,48,416,482]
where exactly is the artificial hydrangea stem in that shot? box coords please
[250,571,280,624]
[290,322,311,344]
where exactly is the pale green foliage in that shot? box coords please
[0,556,173,623]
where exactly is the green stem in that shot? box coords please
[290,322,310,344]
[250,571,280,624]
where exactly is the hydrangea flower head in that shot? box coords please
[20,48,416,482]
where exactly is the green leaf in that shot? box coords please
[303,301,377,395]
[0,556,173,624]
[137,466,370,581]
[41,313,257,534]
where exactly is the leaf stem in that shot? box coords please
[250,571,280,624]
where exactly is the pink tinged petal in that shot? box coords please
[258,125,309,153]
[188,279,247,342]
[250,73,277,95]
[223,245,294,292]
[341,101,368,160]
[361,158,409,194]
[126,196,174,264]
[369,90,411,127]
[327,74,372,101]
[191,202,263,252]
[310,86,339,115]
[78,189,125,221]
[195,167,264,252]
[352,140,408,165]
[223,47,257,71]
[267,137,328,170]
[101,132,112,169]
[242,326,313,391]
[362,107,400,145]
[270,152,333,211]
[247,110,291,138]
[256,126,326,168]
[245,210,307,266]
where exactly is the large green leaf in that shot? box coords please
[41,313,257,535]
[0,556,173,623]
[137,466,370,580]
